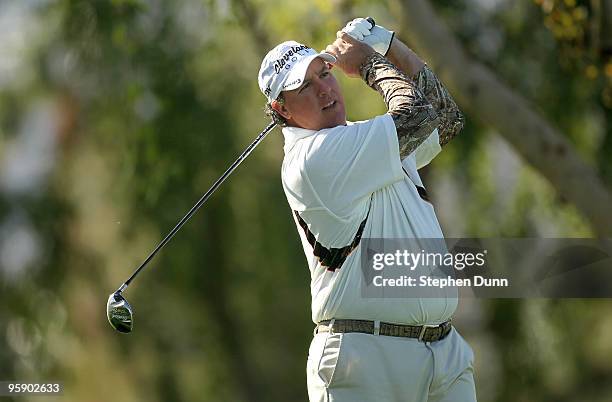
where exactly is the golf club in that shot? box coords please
[107,121,276,333]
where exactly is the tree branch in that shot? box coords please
[391,0,612,236]
[601,0,612,56]
[230,0,272,57]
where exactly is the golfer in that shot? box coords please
[258,18,476,402]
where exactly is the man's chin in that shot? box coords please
[326,119,347,129]
[289,114,346,130]
[321,111,347,129]
[316,118,346,130]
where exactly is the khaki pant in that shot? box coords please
[306,327,476,402]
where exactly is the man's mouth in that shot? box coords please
[322,100,336,111]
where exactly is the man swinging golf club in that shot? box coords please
[258,18,476,402]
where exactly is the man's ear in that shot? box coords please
[271,99,291,120]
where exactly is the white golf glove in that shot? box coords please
[341,17,394,56]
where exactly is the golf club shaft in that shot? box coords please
[115,122,277,293]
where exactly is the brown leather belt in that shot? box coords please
[315,319,452,342]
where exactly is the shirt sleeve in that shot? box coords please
[303,114,404,217]
[412,66,464,147]
[359,53,440,159]
[413,128,442,169]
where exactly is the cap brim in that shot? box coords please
[281,53,337,92]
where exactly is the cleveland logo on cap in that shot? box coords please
[273,45,311,74]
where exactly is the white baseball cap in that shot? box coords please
[258,41,336,102]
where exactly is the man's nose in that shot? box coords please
[316,80,332,97]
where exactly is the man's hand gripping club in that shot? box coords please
[324,31,376,78]
[341,17,394,56]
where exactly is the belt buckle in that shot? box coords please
[418,324,439,342]
[314,319,335,336]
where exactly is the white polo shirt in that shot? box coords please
[282,114,457,325]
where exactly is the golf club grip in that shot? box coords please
[120,121,277,290]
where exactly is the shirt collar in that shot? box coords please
[281,122,354,154]
[282,125,317,154]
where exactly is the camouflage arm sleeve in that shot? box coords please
[412,66,464,147]
[359,53,440,159]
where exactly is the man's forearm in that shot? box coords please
[386,38,426,78]
[387,38,464,147]
[359,52,440,159]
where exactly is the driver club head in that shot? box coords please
[107,292,133,333]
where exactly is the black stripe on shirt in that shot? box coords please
[294,200,372,272]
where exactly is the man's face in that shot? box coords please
[273,58,346,130]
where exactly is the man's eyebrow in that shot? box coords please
[298,78,311,92]
[298,64,329,93]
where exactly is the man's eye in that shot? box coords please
[321,71,329,78]
[299,82,310,93]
